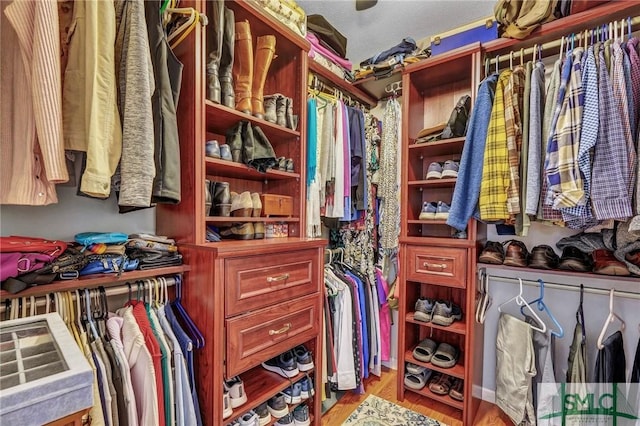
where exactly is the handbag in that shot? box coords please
[74,232,129,250]
[0,236,67,256]
[0,252,54,281]
[79,254,139,276]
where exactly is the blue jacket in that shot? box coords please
[447,74,499,231]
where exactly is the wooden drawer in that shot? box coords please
[226,293,319,377]
[406,246,467,288]
[225,249,319,317]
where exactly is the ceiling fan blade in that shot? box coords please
[355,0,378,11]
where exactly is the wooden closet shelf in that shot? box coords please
[478,264,640,285]
[400,236,475,248]
[405,313,467,335]
[205,100,300,140]
[308,61,378,107]
[408,178,457,188]
[405,384,464,411]
[352,69,403,101]
[205,158,300,181]
[408,137,465,156]
[206,217,300,223]
[404,350,466,380]
[407,219,450,225]
[0,265,190,300]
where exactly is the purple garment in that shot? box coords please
[306,33,353,71]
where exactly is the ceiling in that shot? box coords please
[298,0,495,65]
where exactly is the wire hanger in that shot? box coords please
[597,289,626,349]
[520,279,564,338]
[498,278,547,333]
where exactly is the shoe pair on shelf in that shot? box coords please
[276,156,295,173]
[478,240,530,267]
[418,201,450,220]
[262,345,314,378]
[264,93,298,130]
[229,404,270,426]
[426,160,459,180]
[206,180,232,217]
[206,140,233,161]
[272,403,310,426]
[414,297,462,326]
[412,338,460,368]
[404,362,432,390]
[428,373,463,402]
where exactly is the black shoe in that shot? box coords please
[529,245,560,270]
[558,246,592,272]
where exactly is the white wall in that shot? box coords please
[479,222,640,401]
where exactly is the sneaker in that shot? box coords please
[267,394,289,418]
[434,201,451,220]
[292,404,310,426]
[238,410,259,426]
[225,376,247,408]
[281,382,302,404]
[425,162,443,179]
[293,345,314,372]
[223,386,233,419]
[441,160,459,178]
[262,352,299,378]
[418,202,437,220]
[255,402,271,426]
[206,139,221,158]
[274,412,295,426]
[414,297,433,322]
[431,300,463,327]
[299,375,315,399]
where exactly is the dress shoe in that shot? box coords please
[231,191,253,217]
[478,241,504,265]
[221,223,254,240]
[529,245,560,270]
[220,6,235,108]
[263,94,279,123]
[206,140,221,158]
[592,249,631,276]
[219,144,232,161]
[251,192,262,217]
[205,179,213,217]
[211,181,231,216]
[251,35,276,119]
[626,250,640,268]
[557,246,592,272]
[254,222,265,239]
[503,240,529,267]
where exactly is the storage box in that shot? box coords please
[265,223,289,238]
[260,194,293,217]
[430,17,498,56]
[0,313,93,426]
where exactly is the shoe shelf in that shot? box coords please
[405,350,466,380]
[205,100,300,140]
[407,219,449,225]
[479,264,640,286]
[407,178,457,188]
[206,216,299,223]
[405,384,465,411]
[222,367,314,426]
[405,313,467,336]
[206,157,300,181]
[408,137,466,156]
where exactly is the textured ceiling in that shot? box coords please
[298,0,495,65]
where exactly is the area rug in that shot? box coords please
[342,394,448,426]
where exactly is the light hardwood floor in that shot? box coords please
[320,368,512,425]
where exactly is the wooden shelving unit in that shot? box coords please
[308,61,378,107]
[404,351,466,380]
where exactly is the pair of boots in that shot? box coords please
[205,180,231,217]
[233,21,276,119]
[207,2,235,106]
[225,121,277,173]
[264,94,297,130]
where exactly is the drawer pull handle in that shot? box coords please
[269,323,292,335]
[267,273,290,283]
[423,262,447,270]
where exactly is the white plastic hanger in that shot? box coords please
[597,289,625,349]
[498,278,546,333]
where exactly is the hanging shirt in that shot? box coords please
[107,316,139,426]
[525,62,545,216]
[505,66,526,218]
[149,308,175,426]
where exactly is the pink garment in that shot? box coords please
[376,269,391,362]
[306,33,353,71]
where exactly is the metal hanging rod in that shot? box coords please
[487,15,640,66]
[485,273,640,301]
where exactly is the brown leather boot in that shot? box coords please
[219,6,235,108]
[251,35,276,119]
[232,20,253,115]
[206,1,224,103]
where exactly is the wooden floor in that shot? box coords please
[320,368,512,426]
[321,367,462,426]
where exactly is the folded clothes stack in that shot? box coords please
[306,15,353,80]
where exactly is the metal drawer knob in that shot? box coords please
[269,323,292,335]
[267,273,290,283]
[423,262,447,270]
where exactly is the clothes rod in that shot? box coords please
[488,15,640,66]
[486,274,640,300]
[0,276,178,314]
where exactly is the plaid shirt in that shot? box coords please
[591,45,633,220]
[628,38,640,138]
[479,70,511,222]
[505,66,525,217]
[612,41,637,201]
[545,48,585,210]
[562,46,599,229]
